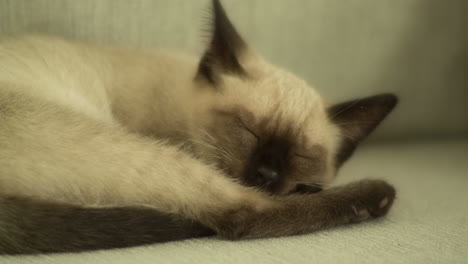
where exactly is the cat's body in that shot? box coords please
[0,0,398,254]
[0,35,210,205]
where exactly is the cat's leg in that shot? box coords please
[214,179,396,239]
[0,179,394,254]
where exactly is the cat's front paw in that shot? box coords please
[344,179,396,222]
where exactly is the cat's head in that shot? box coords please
[192,0,397,194]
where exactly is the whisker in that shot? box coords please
[329,99,363,120]
[191,128,241,165]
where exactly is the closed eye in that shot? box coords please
[294,153,316,160]
[290,184,323,194]
[238,118,259,141]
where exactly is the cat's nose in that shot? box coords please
[257,166,279,185]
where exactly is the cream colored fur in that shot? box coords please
[0,35,339,223]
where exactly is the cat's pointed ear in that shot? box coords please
[196,0,247,85]
[328,93,398,167]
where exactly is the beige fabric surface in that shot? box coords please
[1,141,467,263]
[0,0,467,140]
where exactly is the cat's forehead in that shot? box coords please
[223,65,327,129]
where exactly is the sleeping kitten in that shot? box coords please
[0,0,397,254]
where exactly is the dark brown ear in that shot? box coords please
[196,0,247,85]
[328,93,398,167]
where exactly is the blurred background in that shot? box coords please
[0,0,466,141]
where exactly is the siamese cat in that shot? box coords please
[0,0,398,255]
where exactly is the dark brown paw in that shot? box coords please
[344,179,396,222]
